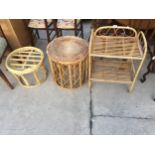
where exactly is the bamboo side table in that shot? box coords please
[6,47,47,88]
[47,36,88,89]
[89,26,147,92]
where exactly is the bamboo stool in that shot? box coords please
[47,36,88,88]
[89,26,147,92]
[5,47,47,88]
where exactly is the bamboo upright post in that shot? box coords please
[88,29,94,88]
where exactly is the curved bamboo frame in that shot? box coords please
[6,47,44,74]
[94,26,137,37]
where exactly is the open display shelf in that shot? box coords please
[91,36,143,60]
[91,58,134,84]
[88,26,147,92]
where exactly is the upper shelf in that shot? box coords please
[91,36,143,60]
[89,26,147,60]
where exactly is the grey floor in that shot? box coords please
[1,20,155,134]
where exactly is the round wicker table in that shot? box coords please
[6,47,47,88]
[47,36,88,88]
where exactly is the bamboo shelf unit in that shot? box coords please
[89,26,147,92]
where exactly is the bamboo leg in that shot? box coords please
[88,30,93,88]
[129,58,145,92]
[131,59,136,74]
[68,65,73,88]
[20,75,29,87]
[48,57,56,81]
[13,74,22,86]
[41,64,48,80]
[88,56,92,88]
[33,71,41,85]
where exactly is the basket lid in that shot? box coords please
[47,36,88,63]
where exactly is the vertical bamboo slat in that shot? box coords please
[79,62,82,86]
[68,65,73,88]
[58,64,63,87]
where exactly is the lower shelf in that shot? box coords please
[91,58,134,84]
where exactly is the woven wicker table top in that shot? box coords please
[47,36,88,63]
[6,47,44,74]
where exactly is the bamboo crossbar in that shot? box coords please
[12,53,41,57]
[90,78,132,84]
[90,54,142,60]
[9,63,38,67]
[9,58,41,62]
